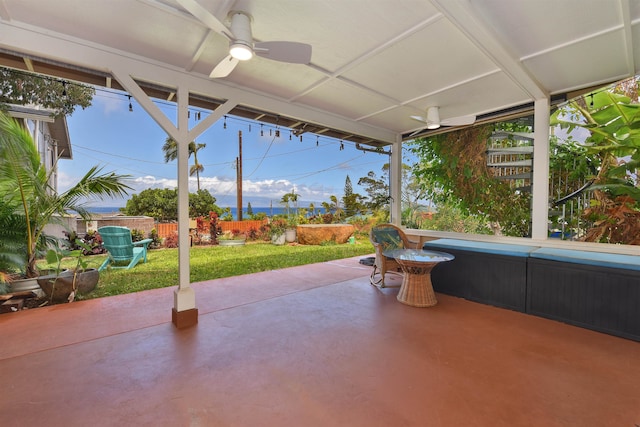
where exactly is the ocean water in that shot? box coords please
[87,206,311,217]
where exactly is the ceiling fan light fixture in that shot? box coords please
[180,5,312,78]
[230,42,253,60]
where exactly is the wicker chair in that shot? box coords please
[369,223,420,288]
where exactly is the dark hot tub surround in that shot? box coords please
[421,239,538,312]
[421,239,640,342]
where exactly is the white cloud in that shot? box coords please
[131,175,177,190]
[95,93,126,115]
[56,170,80,193]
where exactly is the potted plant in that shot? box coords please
[37,240,99,303]
[285,215,298,243]
[0,113,131,293]
[269,218,287,245]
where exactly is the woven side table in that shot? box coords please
[384,249,454,307]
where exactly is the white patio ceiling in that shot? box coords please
[1,0,639,147]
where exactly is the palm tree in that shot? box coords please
[162,137,207,190]
[329,195,344,219]
[280,193,292,216]
[287,190,300,215]
[0,113,132,278]
[280,190,300,218]
[282,188,300,214]
[0,202,26,278]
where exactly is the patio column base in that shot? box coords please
[172,307,198,328]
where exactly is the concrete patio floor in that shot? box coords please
[1,256,639,426]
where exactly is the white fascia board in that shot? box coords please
[1,20,398,144]
[7,104,55,122]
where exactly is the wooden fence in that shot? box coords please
[155,220,268,239]
[156,223,178,239]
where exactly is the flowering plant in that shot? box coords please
[268,218,287,238]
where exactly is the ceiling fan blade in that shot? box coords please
[254,41,312,64]
[210,55,239,78]
[177,0,234,40]
[410,115,428,124]
[440,115,476,126]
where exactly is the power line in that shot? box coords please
[73,84,389,187]
[245,132,277,178]
[72,144,167,164]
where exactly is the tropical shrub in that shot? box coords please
[0,112,131,277]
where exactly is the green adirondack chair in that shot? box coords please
[98,226,153,271]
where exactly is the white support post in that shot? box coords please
[390,136,403,225]
[112,69,199,327]
[172,85,198,327]
[531,97,550,240]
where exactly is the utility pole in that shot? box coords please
[236,130,243,221]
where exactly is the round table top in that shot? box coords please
[383,248,455,263]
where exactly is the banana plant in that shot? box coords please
[552,90,640,200]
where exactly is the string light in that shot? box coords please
[260,124,264,136]
[196,111,201,120]
[128,95,133,112]
[299,135,303,142]
[339,140,344,151]
[223,115,227,129]
[589,93,594,108]
[61,81,67,97]
[316,136,319,146]
[290,130,293,140]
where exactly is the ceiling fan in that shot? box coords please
[410,106,476,130]
[178,0,312,78]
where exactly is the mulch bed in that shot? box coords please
[0,291,52,313]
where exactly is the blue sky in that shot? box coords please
[59,88,393,209]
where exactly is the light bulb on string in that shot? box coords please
[316,136,319,147]
[260,124,264,136]
[223,115,227,129]
[128,95,133,112]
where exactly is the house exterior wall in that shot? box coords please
[43,214,78,241]
[10,106,63,193]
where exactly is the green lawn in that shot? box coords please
[45,240,374,300]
